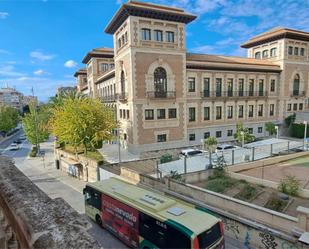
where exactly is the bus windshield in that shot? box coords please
[197,222,222,249]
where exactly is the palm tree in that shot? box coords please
[204,136,218,169]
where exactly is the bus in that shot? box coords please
[83,177,224,249]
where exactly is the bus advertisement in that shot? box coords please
[83,178,225,249]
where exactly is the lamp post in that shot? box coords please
[275,126,279,139]
[304,121,308,151]
[240,131,244,147]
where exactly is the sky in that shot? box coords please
[0,0,309,102]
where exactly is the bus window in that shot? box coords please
[197,222,222,249]
[84,187,101,210]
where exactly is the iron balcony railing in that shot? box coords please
[201,90,268,98]
[117,92,128,101]
[146,91,176,99]
[101,95,116,102]
[291,90,305,97]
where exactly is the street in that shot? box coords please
[1,134,242,249]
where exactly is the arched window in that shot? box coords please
[255,52,261,59]
[154,67,167,98]
[293,74,300,96]
[120,71,125,95]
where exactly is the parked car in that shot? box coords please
[19,135,26,140]
[13,139,22,144]
[180,148,204,157]
[215,144,236,153]
[8,143,19,151]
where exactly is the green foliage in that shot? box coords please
[234,123,256,144]
[29,146,38,157]
[205,175,237,193]
[0,105,19,133]
[169,171,184,182]
[278,175,301,196]
[216,155,227,169]
[50,98,116,155]
[290,123,309,138]
[265,122,277,135]
[265,195,288,212]
[285,114,296,127]
[235,183,257,201]
[22,103,50,146]
[204,136,217,153]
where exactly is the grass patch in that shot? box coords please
[235,183,257,201]
[205,175,237,193]
[285,156,309,167]
[264,195,288,212]
[62,144,104,163]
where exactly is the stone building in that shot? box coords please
[75,1,309,154]
[0,87,23,111]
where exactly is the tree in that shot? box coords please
[0,105,19,134]
[265,122,277,136]
[49,98,116,155]
[204,136,217,169]
[22,103,50,149]
[234,123,255,145]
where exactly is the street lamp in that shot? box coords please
[240,131,244,147]
[275,126,279,139]
[304,121,308,151]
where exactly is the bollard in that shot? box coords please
[252,147,255,161]
[270,144,273,156]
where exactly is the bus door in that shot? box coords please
[83,187,102,223]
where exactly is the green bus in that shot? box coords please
[83,177,224,249]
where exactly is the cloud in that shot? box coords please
[0,49,10,54]
[0,12,9,19]
[0,65,25,77]
[64,60,77,68]
[30,51,56,61]
[33,69,46,76]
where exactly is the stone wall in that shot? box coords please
[0,156,100,249]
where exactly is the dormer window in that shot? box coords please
[154,30,163,42]
[262,50,268,58]
[166,31,175,43]
[141,28,151,41]
[255,52,261,59]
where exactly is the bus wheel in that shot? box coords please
[95,215,102,227]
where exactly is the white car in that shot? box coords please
[8,143,19,151]
[215,144,236,154]
[180,148,204,157]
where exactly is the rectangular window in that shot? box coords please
[294,47,299,55]
[123,109,126,119]
[189,133,195,141]
[166,31,175,43]
[204,107,210,120]
[227,78,233,96]
[248,128,253,134]
[189,107,196,122]
[287,104,292,111]
[124,32,128,43]
[293,103,297,111]
[157,109,166,119]
[216,131,222,138]
[238,105,244,118]
[126,110,129,119]
[204,132,210,139]
[270,48,277,57]
[141,28,151,40]
[299,103,303,111]
[227,130,233,137]
[120,109,123,119]
[154,30,163,42]
[188,77,196,92]
[288,46,293,55]
[270,104,274,116]
[258,127,263,133]
[270,79,275,92]
[216,78,222,97]
[258,104,263,117]
[238,79,244,96]
[227,106,233,119]
[145,109,154,120]
[157,134,166,142]
[259,79,264,96]
[248,105,254,117]
[262,50,268,58]
[249,79,254,96]
[203,78,210,97]
[101,63,109,72]
[300,48,305,56]
[216,106,222,120]
[168,108,177,119]
[118,38,121,48]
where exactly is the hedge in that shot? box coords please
[290,123,309,138]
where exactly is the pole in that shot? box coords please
[304,121,307,151]
[31,87,40,153]
[184,155,187,174]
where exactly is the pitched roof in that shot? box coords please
[82,47,114,64]
[186,53,281,73]
[105,1,196,34]
[241,27,309,48]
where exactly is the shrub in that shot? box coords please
[265,195,288,212]
[278,175,301,196]
[235,183,257,201]
[170,171,183,182]
[285,114,296,127]
[291,123,309,138]
[205,176,237,193]
[29,146,38,157]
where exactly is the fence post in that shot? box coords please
[156,160,159,179]
[184,155,187,174]
[270,144,273,156]
[287,141,290,153]
[252,147,255,161]
[232,150,234,165]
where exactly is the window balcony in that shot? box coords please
[101,95,116,102]
[291,90,305,97]
[146,91,176,99]
[117,92,128,102]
